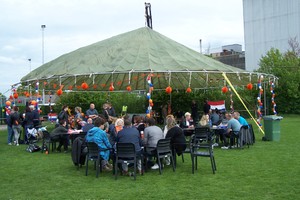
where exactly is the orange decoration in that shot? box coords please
[126,86,132,92]
[31,100,37,105]
[222,86,228,93]
[26,93,30,97]
[150,103,154,107]
[146,113,151,118]
[57,89,63,96]
[165,86,172,94]
[109,85,114,91]
[5,101,11,106]
[93,84,97,89]
[68,85,73,90]
[149,87,154,92]
[149,99,153,104]
[53,84,57,89]
[186,87,192,93]
[13,93,18,99]
[81,82,89,90]
[247,83,253,90]
[9,95,13,100]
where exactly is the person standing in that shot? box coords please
[23,105,35,144]
[58,105,69,128]
[6,106,13,145]
[10,106,21,146]
[203,99,211,115]
[191,100,199,123]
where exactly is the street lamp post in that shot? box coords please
[41,25,46,64]
[28,58,31,72]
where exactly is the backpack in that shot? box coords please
[71,137,87,167]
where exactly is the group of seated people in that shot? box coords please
[50,112,187,175]
[179,109,249,150]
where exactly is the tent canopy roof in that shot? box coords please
[20,27,275,91]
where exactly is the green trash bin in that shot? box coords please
[263,115,283,141]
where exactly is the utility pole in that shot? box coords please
[199,39,202,54]
[41,25,46,64]
[28,58,31,72]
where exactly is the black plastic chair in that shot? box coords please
[115,143,143,180]
[41,130,57,153]
[85,142,111,178]
[156,138,175,175]
[190,127,216,174]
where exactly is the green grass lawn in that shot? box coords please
[1,115,300,200]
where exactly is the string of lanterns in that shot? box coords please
[270,81,277,115]
[256,75,264,127]
[146,74,154,118]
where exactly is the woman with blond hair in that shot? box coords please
[165,117,187,156]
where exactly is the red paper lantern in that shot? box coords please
[57,89,63,96]
[81,82,89,90]
[150,103,154,107]
[13,93,18,99]
[126,86,132,92]
[165,86,172,94]
[247,83,253,90]
[222,86,228,93]
[186,87,192,93]
[9,95,13,100]
[109,85,114,91]
[5,101,11,106]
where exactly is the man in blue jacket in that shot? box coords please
[86,117,112,171]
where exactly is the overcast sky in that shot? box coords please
[0,0,244,96]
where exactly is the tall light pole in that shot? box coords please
[41,25,46,64]
[28,58,31,72]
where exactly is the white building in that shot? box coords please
[243,0,300,71]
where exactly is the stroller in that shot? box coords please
[26,126,45,153]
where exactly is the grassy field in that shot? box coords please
[1,115,300,200]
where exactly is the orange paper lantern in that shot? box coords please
[81,82,89,90]
[13,93,18,99]
[5,101,11,106]
[222,86,228,93]
[186,87,192,93]
[146,113,151,118]
[126,86,132,92]
[57,89,63,96]
[165,86,172,94]
[31,100,37,105]
[247,83,253,90]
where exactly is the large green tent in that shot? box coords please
[19,27,276,91]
